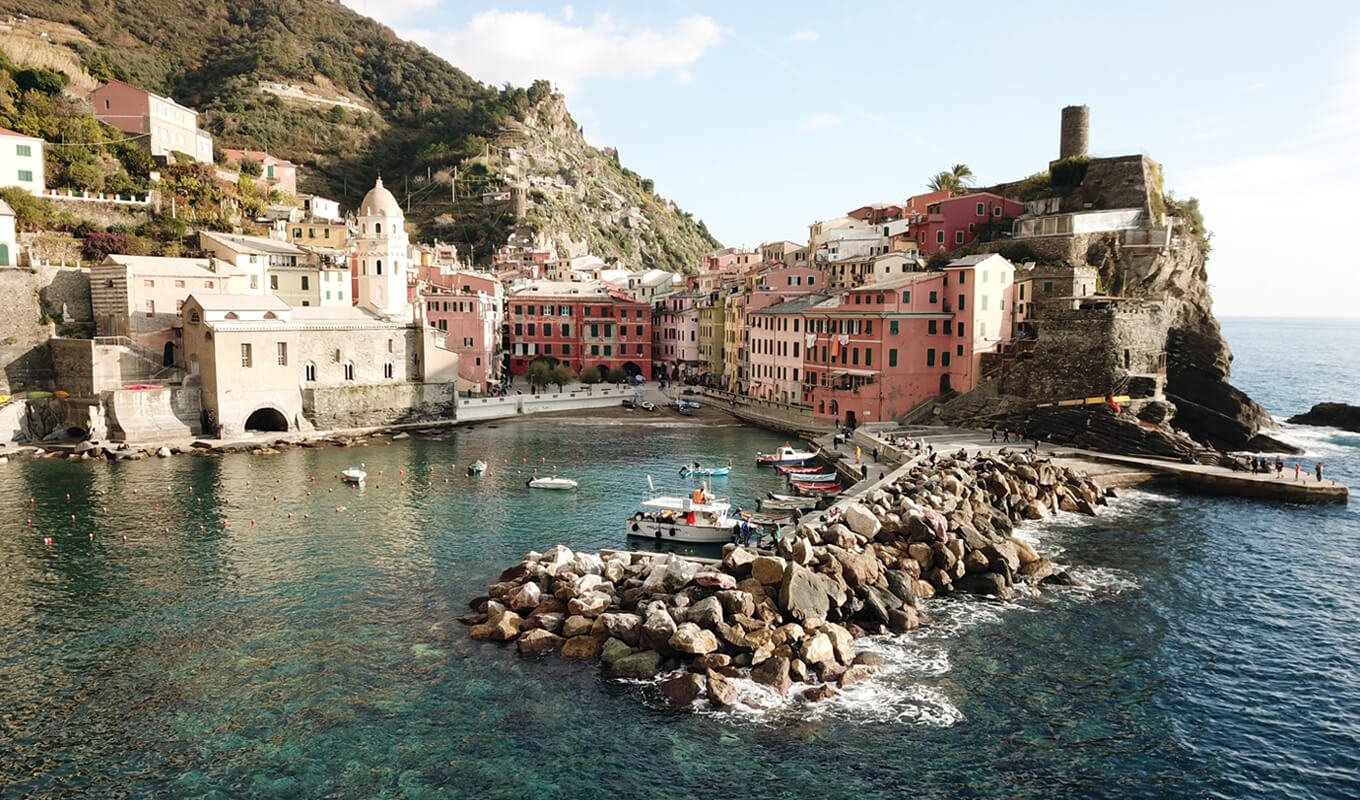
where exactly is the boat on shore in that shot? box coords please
[528,476,578,490]
[792,481,841,497]
[756,443,819,467]
[626,486,735,543]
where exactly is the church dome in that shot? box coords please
[360,177,402,218]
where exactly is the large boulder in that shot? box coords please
[684,596,724,628]
[705,668,739,707]
[659,672,706,707]
[750,655,793,695]
[839,663,880,688]
[522,611,565,634]
[799,633,836,667]
[715,590,755,619]
[669,622,720,655]
[504,581,542,612]
[1009,536,1040,565]
[954,572,1015,599]
[842,503,882,538]
[567,591,612,618]
[722,546,757,573]
[517,628,562,656]
[829,545,882,587]
[611,649,662,678]
[778,562,830,624]
[561,614,594,638]
[469,611,522,641]
[982,540,1020,573]
[640,609,678,654]
[560,633,607,659]
[598,612,643,646]
[694,571,737,590]
[642,556,699,594]
[751,556,788,585]
[600,636,634,667]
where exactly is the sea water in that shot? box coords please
[1,320,1358,799]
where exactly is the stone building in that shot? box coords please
[89,254,245,358]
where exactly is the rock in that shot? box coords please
[1287,402,1360,433]
[684,596,724,628]
[567,573,605,598]
[505,581,542,612]
[640,609,678,654]
[887,606,922,632]
[955,520,993,551]
[522,611,565,633]
[1009,536,1040,565]
[598,612,643,646]
[600,637,634,667]
[982,540,1020,573]
[642,556,698,594]
[907,542,934,571]
[714,621,752,652]
[821,623,856,665]
[883,570,919,606]
[842,503,881,538]
[722,546,757,573]
[1019,556,1056,583]
[751,556,788,585]
[1021,501,1047,520]
[659,672,706,707]
[789,536,816,566]
[560,633,607,659]
[694,571,737,590]
[706,668,739,706]
[856,585,903,626]
[799,633,836,667]
[802,684,839,702]
[963,551,991,574]
[562,614,594,638]
[669,622,719,655]
[541,545,574,571]
[692,653,732,671]
[822,524,857,550]
[156,446,172,458]
[954,572,1015,599]
[567,591,611,617]
[517,629,562,656]
[778,562,830,624]
[715,590,755,619]
[611,649,662,677]
[853,651,887,667]
[838,663,880,687]
[469,611,522,641]
[1042,569,1088,588]
[829,545,882,587]
[751,655,793,695]
[570,552,605,576]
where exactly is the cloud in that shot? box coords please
[800,113,841,130]
[788,30,819,43]
[561,5,574,21]
[402,11,727,93]
[676,70,694,85]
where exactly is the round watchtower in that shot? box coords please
[1059,105,1090,161]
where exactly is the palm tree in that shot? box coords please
[926,164,977,197]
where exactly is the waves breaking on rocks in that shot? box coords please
[460,450,1125,719]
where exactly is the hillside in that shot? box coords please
[0,0,720,268]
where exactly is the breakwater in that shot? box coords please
[464,449,1107,704]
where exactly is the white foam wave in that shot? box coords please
[1062,564,1142,596]
[1272,421,1360,457]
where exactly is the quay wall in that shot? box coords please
[456,386,635,422]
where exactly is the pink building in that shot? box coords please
[747,294,821,404]
[700,247,760,272]
[653,290,703,375]
[91,79,214,163]
[414,268,503,392]
[222,149,298,196]
[910,192,1026,253]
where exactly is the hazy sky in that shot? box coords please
[342,0,1360,318]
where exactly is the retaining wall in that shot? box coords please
[456,387,634,422]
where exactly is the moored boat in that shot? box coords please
[792,481,841,497]
[626,486,736,544]
[785,471,836,482]
[527,476,579,490]
[679,462,731,477]
[776,464,824,475]
[756,443,819,467]
[467,460,487,475]
[341,466,367,484]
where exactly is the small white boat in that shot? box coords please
[756,443,819,467]
[528,476,579,490]
[468,460,487,475]
[626,485,736,543]
[341,466,366,484]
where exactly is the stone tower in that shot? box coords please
[1059,105,1090,161]
[354,177,411,319]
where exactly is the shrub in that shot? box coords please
[997,243,1042,264]
[239,156,262,177]
[81,232,128,262]
[580,368,601,385]
[0,187,56,230]
[1049,156,1090,188]
[14,67,67,95]
[606,366,628,383]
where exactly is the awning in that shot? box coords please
[829,368,877,377]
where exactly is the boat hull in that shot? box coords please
[757,456,814,467]
[528,478,578,490]
[793,482,841,496]
[625,518,735,544]
[681,467,730,477]
[786,472,836,482]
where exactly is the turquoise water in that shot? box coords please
[3,321,1360,798]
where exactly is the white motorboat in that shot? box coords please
[756,443,819,467]
[527,476,579,490]
[341,466,366,484]
[626,485,736,544]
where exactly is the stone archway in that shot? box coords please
[621,361,642,378]
[244,406,289,432]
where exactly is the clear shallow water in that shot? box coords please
[2,321,1359,799]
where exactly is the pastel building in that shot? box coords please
[747,294,821,404]
[0,127,44,194]
[91,79,213,163]
[0,199,15,266]
[89,254,245,358]
[910,192,1026,252]
[353,177,411,319]
[507,280,652,379]
[653,290,703,376]
[415,268,503,392]
[222,149,299,195]
[199,231,306,300]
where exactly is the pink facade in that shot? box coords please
[415,269,503,391]
[653,291,702,372]
[747,296,817,404]
[700,247,760,272]
[910,192,1026,253]
[222,149,298,195]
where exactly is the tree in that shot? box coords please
[14,68,67,96]
[926,163,976,197]
[239,156,262,177]
[580,368,601,385]
[550,363,574,391]
[606,366,628,384]
[526,359,553,390]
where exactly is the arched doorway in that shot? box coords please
[939,374,952,394]
[621,361,641,378]
[596,365,609,381]
[244,407,289,432]
[162,341,175,367]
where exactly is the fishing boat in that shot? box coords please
[341,465,367,484]
[626,484,736,544]
[467,459,487,475]
[759,497,816,512]
[785,471,837,482]
[756,443,819,467]
[527,476,578,490]
[679,462,731,477]
[792,481,841,497]
[776,464,824,475]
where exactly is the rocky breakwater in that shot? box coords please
[462,452,1103,708]
[1287,403,1360,434]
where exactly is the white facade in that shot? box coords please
[0,129,45,194]
[353,177,411,318]
[0,200,16,266]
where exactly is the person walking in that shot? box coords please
[1275,455,1284,477]
[990,426,998,442]
[1316,461,1324,483]
[855,445,861,464]
[1294,463,1301,481]
[1003,428,1010,443]
[872,446,879,463]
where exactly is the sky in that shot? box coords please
[340,0,1360,318]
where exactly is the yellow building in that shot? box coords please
[697,294,726,377]
[287,220,349,248]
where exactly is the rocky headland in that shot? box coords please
[463,451,1105,707]
[1286,403,1360,434]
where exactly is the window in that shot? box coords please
[591,345,599,356]
[955,231,965,244]
[528,324,536,336]
[636,325,643,336]
[968,223,975,233]
[944,320,953,335]
[375,260,382,275]
[17,169,32,182]
[301,276,309,290]
[902,291,910,303]
[942,351,951,367]
[383,361,394,379]
[928,320,938,335]
[1044,282,1053,293]
[929,291,937,304]
[343,361,355,380]
[293,228,303,238]
[250,276,259,290]
[851,348,859,366]
[888,349,898,367]
[1019,284,1026,300]
[277,342,288,366]
[145,299,155,316]
[241,343,253,367]
[976,202,985,216]
[936,231,945,244]
[562,344,571,355]
[561,323,570,337]
[189,311,200,324]
[144,279,155,287]
[993,206,1003,216]
[981,295,989,311]
[375,223,382,235]
[958,322,965,337]
[514,305,522,315]
[304,361,316,381]
[958,295,965,310]
[865,348,872,366]
[957,345,964,357]
[890,321,899,335]
[324,229,330,239]
[926,348,935,367]
[959,272,966,284]
[270,275,279,290]
[205,281,214,289]
[515,323,523,336]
